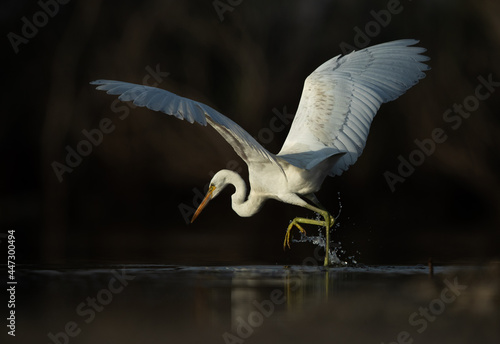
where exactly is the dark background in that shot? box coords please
[1,0,499,265]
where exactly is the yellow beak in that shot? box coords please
[191,185,216,223]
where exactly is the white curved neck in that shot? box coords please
[218,170,263,217]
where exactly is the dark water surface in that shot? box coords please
[10,264,500,344]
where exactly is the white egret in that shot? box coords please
[91,39,429,266]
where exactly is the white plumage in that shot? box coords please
[278,39,429,175]
[92,39,429,266]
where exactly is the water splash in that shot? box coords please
[291,192,360,266]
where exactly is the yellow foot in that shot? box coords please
[283,215,330,250]
[283,219,307,250]
[282,209,335,267]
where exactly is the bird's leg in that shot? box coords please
[304,194,335,224]
[323,209,333,267]
[314,207,334,267]
[284,217,315,249]
[303,196,335,266]
[284,219,306,250]
[283,204,334,267]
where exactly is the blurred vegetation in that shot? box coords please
[1,0,499,265]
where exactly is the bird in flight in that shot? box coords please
[91,39,429,266]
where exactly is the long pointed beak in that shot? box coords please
[191,185,216,223]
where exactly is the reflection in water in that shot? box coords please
[17,263,500,343]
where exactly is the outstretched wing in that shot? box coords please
[277,39,430,176]
[91,80,282,170]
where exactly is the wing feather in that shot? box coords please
[91,80,282,170]
[277,39,429,175]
